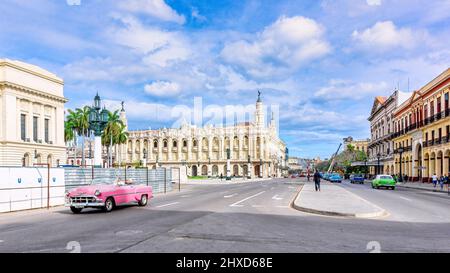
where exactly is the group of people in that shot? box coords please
[431,173,449,190]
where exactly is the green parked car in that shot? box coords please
[372,175,396,190]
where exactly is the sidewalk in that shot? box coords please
[184,177,273,185]
[292,182,386,218]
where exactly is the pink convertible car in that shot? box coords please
[65,178,153,214]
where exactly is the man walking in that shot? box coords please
[432,173,438,188]
[313,169,321,192]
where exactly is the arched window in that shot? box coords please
[163,139,168,148]
[153,140,158,148]
[173,141,177,148]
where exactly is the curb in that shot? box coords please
[290,184,388,219]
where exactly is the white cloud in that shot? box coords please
[221,16,331,77]
[315,79,389,101]
[366,0,381,6]
[352,21,420,51]
[144,81,181,97]
[118,0,185,24]
[109,15,191,67]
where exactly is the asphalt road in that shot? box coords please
[0,178,450,253]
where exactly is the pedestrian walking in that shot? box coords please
[432,173,438,188]
[440,176,445,190]
[307,173,310,182]
[313,169,321,192]
[220,173,223,181]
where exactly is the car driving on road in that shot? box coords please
[65,178,153,214]
[350,174,365,184]
[329,173,342,183]
[371,175,396,190]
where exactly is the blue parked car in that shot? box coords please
[329,173,342,183]
[350,174,365,184]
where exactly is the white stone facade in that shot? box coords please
[0,59,67,167]
[116,98,287,178]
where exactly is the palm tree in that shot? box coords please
[76,106,91,167]
[102,110,125,166]
[115,123,129,166]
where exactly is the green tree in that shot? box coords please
[102,110,127,166]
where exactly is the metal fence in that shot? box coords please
[64,167,177,194]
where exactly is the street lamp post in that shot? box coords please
[226,148,231,180]
[376,153,381,175]
[398,147,404,182]
[88,93,109,167]
[143,148,147,167]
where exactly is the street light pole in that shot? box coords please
[398,147,404,182]
[88,93,108,168]
[377,153,381,175]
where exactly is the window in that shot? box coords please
[425,132,428,143]
[20,114,26,141]
[432,130,435,144]
[439,128,442,142]
[446,93,449,110]
[430,101,435,116]
[33,116,38,142]
[44,119,49,143]
[437,97,442,113]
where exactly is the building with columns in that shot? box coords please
[367,90,411,175]
[116,95,287,178]
[392,68,450,182]
[0,59,67,167]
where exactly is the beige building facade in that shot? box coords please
[0,59,67,167]
[343,136,369,153]
[117,96,287,178]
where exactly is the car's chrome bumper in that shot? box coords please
[65,197,105,208]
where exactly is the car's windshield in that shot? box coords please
[380,175,393,180]
[90,177,134,185]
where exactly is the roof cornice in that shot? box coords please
[0,81,68,103]
[0,60,64,85]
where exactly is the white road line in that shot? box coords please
[181,195,190,198]
[224,193,238,198]
[230,191,266,207]
[156,202,180,208]
[251,205,264,208]
[276,206,289,208]
[398,196,412,202]
[272,194,283,200]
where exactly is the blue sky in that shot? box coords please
[1,0,450,159]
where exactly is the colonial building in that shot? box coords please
[368,90,411,175]
[0,59,67,167]
[343,136,369,153]
[392,68,450,181]
[117,95,287,178]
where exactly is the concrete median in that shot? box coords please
[292,182,387,219]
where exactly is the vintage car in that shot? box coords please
[350,174,365,184]
[65,178,153,214]
[371,175,396,190]
[328,173,342,183]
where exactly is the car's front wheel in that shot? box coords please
[70,207,82,214]
[138,195,148,206]
[103,197,114,213]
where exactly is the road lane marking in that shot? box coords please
[156,202,179,208]
[224,193,238,198]
[252,205,264,208]
[272,195,283,200]
[276,206,289,208]
[230,191,266,207]
[181,195,190,198]
[398,196,412,202]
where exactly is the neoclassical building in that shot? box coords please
[343,136,369,153]
[392,68,450,181]
[116,95,288,178]
[0,59,67,167]
[367,90,411,175]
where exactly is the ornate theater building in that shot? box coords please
[117,94,288,178]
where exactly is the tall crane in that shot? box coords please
[327,143,342,174]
